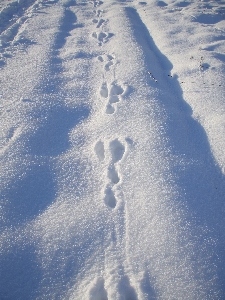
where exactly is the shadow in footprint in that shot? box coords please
[108,165,120,184]
[104,186,117,208]
[28,106,89,156]
[96,19,105,28]
[106,104,115,114]
[1,164,55,227]
[109,83,124,104]
[157,0,167,7]
[174,1,190,7]
[109,139,125,163]
[111,83,124,95]
[105,61,113,71]
[89,278,108,300]
[140,271,157,300]
[118,276,138,300]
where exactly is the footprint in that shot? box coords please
[92,31,106,43]
[98,32,107,42]
[104,61,113,71]
[96,18,105,28]
[92,32,98,39]
[91,0,103,7]
[104,185,117,208]
[97,54,115,71]
[108,83,124,104]
[94,141,105,161]
[92,19,98,23]
[98,55,104,62]
[109,94,119,104]
[100,82,108,98]
[108,165,120,184]
[92,31,112,45]
[107,55,114,60]
[109,139,125,163]
[89,278,108,300]
[110,83,124,96]
[118,276,138,300]
[103,82,124,114]
[95,9,103,17]
[105,104,115,114]
[101,139,126,209]
[140,271,157,299]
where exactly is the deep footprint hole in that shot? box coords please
[108,165,120,184]
[110,83,124,95]
[104,187,117,208]
[106,104,115,114]
[110,139,125,163]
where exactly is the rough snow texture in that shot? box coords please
[0,0,225,299]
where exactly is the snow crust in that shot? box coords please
[1,0,225,299]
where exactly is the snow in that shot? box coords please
[0,0,225,298]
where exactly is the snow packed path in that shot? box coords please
[1,0,225,299]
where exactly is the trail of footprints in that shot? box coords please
[92,9,113,45]
[92,4,128,209]
[95,139,125,208]
[89,275,139,300]
[90,3,139,298]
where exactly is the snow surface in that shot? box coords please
[1,0,225,298]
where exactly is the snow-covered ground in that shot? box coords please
[1,0,225,298]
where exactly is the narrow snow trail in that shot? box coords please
[0,0,225,299]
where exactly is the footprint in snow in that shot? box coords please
[107,164,120,184]
[89,278,108,300]
[98,54,115,71]
[109,138,125,163]
[104,185,117,208]
[99,81,124,114]
[96,18,105,28]
[92,18,105,28]
[104,139,126,208]
[95,9,103,17]
[92,31,113,45]
[94,138,126,209]
[88,274,138,299]
[94,139,125,164]
[106,82,124,114]
[90,0,103,7]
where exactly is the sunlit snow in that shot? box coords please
[1,0,225,299]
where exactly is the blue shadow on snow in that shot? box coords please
[0,245,41,300]
[28,106,89,156]
[1,163,55,227]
